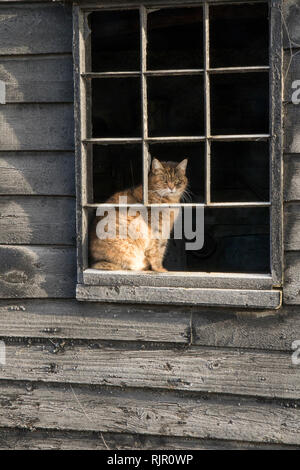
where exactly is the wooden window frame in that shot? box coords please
[73,0,283,309]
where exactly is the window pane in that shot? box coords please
[210,3,269,68]
[147,7,203,70]
[90,10,140,72]
[93,144,143,203]
[211,141,269,202]
[148,76,204,137]
[211,73,269,135]
[92,78,141,138]
[184,208,270,273]
[148,142,205,203]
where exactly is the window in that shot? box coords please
[73,0,282,309]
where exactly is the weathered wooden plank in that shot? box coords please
[0,300,299,352]
[284,203,300,250]
[0,428,297,450]
[284,252,300,304]
[283,50,300,103]
[0,197,75,245]
[0,299,190,343]
[77,284,281,309]
[0,152,75,196]
[0,5,72,55]
[193,305,300,351]
[0,381,300,445]
[284,154,300,201]
[283,0,300,49]
[0,246,76,298]
[0,104,74,151]
[0,56,73,103]
[284,104,300,154]
[0,342,299,399]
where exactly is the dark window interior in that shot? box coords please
[90,10,140,72]
[147,7,203,70]
[88,3,270,274]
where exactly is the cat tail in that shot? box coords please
[91,261,123,270]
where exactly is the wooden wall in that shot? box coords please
[0,0,299,450]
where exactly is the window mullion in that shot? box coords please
[204,1,211,206]
[140,5,149,205]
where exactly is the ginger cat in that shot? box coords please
[89,158,188,272]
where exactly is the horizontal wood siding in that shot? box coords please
[0,0,298,450]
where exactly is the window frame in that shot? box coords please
[73,0,283,309]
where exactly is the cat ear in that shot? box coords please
[152,158,163,172]
[177,158,188,173]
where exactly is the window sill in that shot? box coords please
[76,270,282,309]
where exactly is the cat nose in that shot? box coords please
[168,184,175,191]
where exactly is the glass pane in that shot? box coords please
[210,3,269,68]
[211,141,270,202]
[92,78,141,138]
[148,76,204,136]
[90,10,140,72]
[147,7,203,70]
[93,144,142,203]
[211,73,269,135]
[185,208,270,273]
[148,142,205,203]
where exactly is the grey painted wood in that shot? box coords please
[0,104,74,151]
[0,299,190,343]
[0,381,300,445]
[0,197,75,245]
[0,428,297,450]
[0,56,73,103]
[284,252,300,304]
[83,270,273,290]
[0,342,298,399]
[284,203,300,250]
[0,152,75,196]
[283,0,300,49]
[0,4,72,55]
[284,154,300,202]
[0,300,299,352]
[284,104,300,154]
[77,284,281,309]
[192,305,300,351]
[0,246,76,298]
[283,50,300,103]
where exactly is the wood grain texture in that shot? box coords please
[0,56,73,103]
[0,246,76,298]
[284,203,300,250]
[0,152,75,196]
[0,4,72,55]
[283,0,300,49]
[0,300,299,352]
[0,299,190,343]
[0,342,299,399]
[284,154,300,202]
[0,104,74,151]
[77,284,281,309]
[284,252,300,304]
[0,196,75,245]
[284,104,300,154]
[0,428,297,450]
[0,381,300,445]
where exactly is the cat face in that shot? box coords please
[149,158,188,199]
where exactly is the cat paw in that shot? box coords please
[152,267,168,273]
